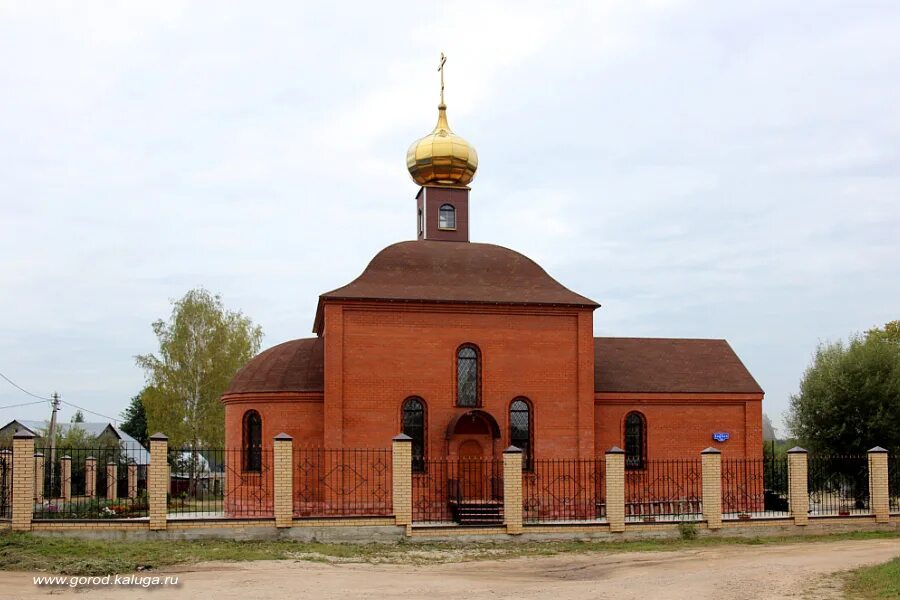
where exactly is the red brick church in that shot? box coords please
[221,87,764,473]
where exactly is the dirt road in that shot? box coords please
[3,538,898,600]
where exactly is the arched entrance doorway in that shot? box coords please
[445,410,502,505]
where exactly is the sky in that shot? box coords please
[1,0,898,437]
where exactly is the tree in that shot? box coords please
[135,289,262,451]
[787,321,900,454]
[71,410,85,423]
[119,393,149,447]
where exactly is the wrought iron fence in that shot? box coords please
[625,459,702,522]
[293,448,392,517]
[524,459,605,523]
[807,455,869,516]
[889,455,899,515]
[722,456,789,519]
[412,458,503,524]
[32,444,149,519]
[0,448,11,520]
[167,448,273,518]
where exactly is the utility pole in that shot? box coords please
[47,392,60,496]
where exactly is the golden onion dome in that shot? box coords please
[406,103,478,187]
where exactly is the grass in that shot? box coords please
[1,529,899,576]
[844,556,900,599]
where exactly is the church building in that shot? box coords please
[221,78,764,473]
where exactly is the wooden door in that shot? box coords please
[457,440,484,501]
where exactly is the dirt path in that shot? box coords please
[3,538,899,600]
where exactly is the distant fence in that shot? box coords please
[722,456,789,519]
[625,459,703,522]
[32,444,148,520]
[412,458,503,524]
[523,459,605,523]
[0,447,10,520]
[293,448,392,517]
[808,455,870,516]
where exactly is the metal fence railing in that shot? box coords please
[293,448,392,518]
[889,455,899,515]
[722,456,790,519]
[625,459,703,522]
[808,455,869,516]
[0,447,11,520]
[33,444,149,520]
[412,458,503,524]
[524,459,605,523]
[167,448,273,519]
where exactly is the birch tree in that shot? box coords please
[135,289,263,453]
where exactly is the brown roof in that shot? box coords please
[314,241,598,331]
[224,338,324,395]
[224,335,761,397]
[594,337,763,394]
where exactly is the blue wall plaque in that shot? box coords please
[712,432,730,442]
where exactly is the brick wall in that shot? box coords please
[595,395,763,460]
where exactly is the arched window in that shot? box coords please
[438,204,456,230]
[417,208,424,236]
[243,410,262,472]
[402,397,426,472]
[510,397,532,471]
[456,345,480,407]
[624,412,646,470]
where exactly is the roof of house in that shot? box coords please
[314,240,599,331]
[594,337,763,394]
[2,420,151,464]
[223,335,762,396]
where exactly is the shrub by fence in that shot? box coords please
[808,455,869,516]
[293,448,392,517]
[523,459,605,523]
[32,443,149,520]
[722,456,789,519]
[412,458,503,524]
[625,459,703,522]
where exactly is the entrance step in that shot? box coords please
[452,501,504,527]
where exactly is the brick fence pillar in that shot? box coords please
[606,446,626,533]
[149,433,168,531]
[391,434,412,530]
[33,453,45,503]
[127,463,138,500]
[787,447,809,526]
[12,430,35,531]
[85,457,97,499]
[701,447,722,529]
[503,446,523,534]
[273,433,293,528]
[868,446,890,523]
[60,456,72,501]
[106,463,117,500]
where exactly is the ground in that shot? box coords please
[1,537,898,599]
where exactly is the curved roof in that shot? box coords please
[317,240,597,317]
[224,337,324,395]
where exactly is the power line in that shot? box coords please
[0,399,48,410]
[0,371,54,401]
[60,399,120,424]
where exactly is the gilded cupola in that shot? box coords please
[406,54,478,187]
